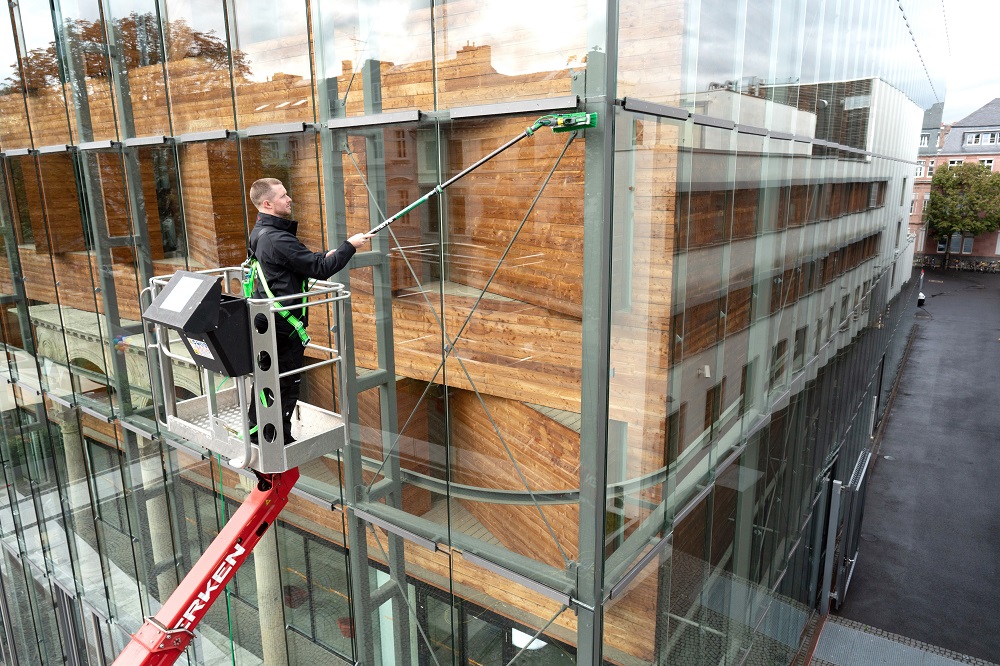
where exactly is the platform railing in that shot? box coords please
[145,267,351,473]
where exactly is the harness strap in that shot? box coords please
[241,258,310,347]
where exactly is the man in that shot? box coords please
[247,177,372,443]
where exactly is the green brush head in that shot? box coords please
[538,112,598,132]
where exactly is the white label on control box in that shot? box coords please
[189,339,215,360]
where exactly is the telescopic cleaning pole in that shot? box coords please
[366,112,597,236]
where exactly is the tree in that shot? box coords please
[924,162,1000,267]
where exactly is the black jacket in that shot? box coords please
[249,213,356,325]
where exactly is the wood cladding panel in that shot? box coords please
[5,158,48,252]
[0,37,587,145]
[138,152,166,262]
[350,289,582,412]
[0,93,34,150]
[6,90,72,147]
[162,58,236,134]
[179,143,219,268]
[449,390,579,568]
[617,0,683,105]
[179,139,246,270]
[443,117,586,318]
[37,154,87,254]
[356,378,433,516]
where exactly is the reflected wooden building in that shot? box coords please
[0,1,945,665]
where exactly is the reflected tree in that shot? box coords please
[0,13,251,95]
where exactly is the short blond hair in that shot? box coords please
[249,178,283,209]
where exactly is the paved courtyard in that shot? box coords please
[823,269,1000,664]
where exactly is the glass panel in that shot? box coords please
[205,471,271,664]
[30,562,68,662]
[41,403,92,596]
[671,122,732,509]
[178,138,246,270]
[46,410,109,613]
[0,546,44,663]
[606,109,684,579]
[603,544,667,664]
[73,148,150,418]
[311,0,434,118]
[4,155,56,388]
[118,432,179,615]
[53,0,120,142]
[358,518,454,666]
[432,0,587,108]
[11,1,74,145]
[5,400,53,575]
[161,0,237,134]
[85,427,148,631]
[36,151,116,409]
[0,9,32,150]
[164,450,254,662]
[440,114,584,569]
[663,492,721,661]
[278,519,354,663]
[339,121,445,526]
[454,552,577,663]
[102,1,172,137]
[683,0,746,122]
[617,0,684,104]
[231,0,314,127]
[0,162,36,373]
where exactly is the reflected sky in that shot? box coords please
[3,0,950,112]
[685,0,945,114]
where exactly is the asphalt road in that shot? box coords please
[835,268,1000,663]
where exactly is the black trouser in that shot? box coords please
[248,318,305,442]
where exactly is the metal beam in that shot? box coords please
[575,12,619,658]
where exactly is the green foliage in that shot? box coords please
[924,162,1000,244]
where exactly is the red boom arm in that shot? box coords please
[113,468,300,666]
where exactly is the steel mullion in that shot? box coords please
[575,0,620,657]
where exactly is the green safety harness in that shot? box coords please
[241,256,311,347]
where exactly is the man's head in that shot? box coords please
[250,178,293,219]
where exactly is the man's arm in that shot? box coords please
[276,232,375,280]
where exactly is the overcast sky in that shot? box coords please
[942,0,1000,123]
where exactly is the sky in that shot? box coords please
[942,0,1000,124]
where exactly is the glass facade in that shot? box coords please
[0,0,944,663]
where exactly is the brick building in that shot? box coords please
[912,99,1000,264]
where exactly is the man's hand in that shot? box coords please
[328,233,375,256]
[346,232,374,249]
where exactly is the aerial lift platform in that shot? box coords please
[112,112,596,665]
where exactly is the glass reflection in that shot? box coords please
[606,110,683,572]
[438,114,584,566]
[103,0,173,137]
[52,0,119,143]
[10,0,73,145]
[161,0,237,134]
[0,0,950,663]
[433,0,586,108]
[231,0,314,127]
[311,0,434,117]
[0,9,31,150]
